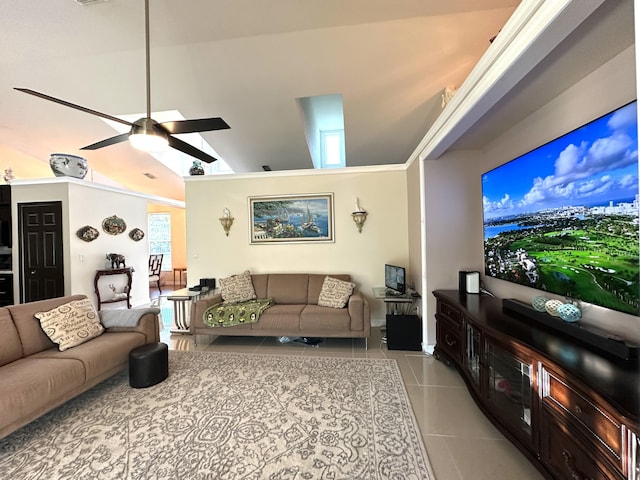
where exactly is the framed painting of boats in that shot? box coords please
[249,193,334,244]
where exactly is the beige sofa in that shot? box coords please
[0,294,160,440]
[191,273,370,346]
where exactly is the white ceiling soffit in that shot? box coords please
[416,0,609,161]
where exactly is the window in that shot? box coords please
[320,129,345,168]
[148,213,172,271]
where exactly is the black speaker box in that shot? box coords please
[386,314,422,351]
[199,278,216,289]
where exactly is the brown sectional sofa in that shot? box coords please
[0,294,160,440]
[191,273,370,346]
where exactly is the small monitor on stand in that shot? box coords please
[384,264,406,296]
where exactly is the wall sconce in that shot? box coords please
[219,208,234,236]
[351,198,367,233]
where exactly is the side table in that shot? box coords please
[372,287,422,350]
[173,267,187,287]
[162,287,213,334]
[94,267,133,309]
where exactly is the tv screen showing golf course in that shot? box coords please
[482,101,639,315]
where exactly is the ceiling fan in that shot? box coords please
[14,0,229,164]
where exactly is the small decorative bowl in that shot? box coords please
[557,303,582,323]
[531,295,550,312]
[544,299,564,317]
[49,153,88,179]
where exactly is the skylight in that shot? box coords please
[320,129,345,167]
[101,110,233,176]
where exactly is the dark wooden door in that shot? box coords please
[19,202,64,302]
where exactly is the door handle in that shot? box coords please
[30,270,36,274]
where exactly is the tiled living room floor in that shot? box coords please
[156,301,544,480]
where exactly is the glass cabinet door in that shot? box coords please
[464,322,481,386]
[486,341,533,442]
[628,429,639,480]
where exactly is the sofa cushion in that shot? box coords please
[220,270,257,303]
[251,304,305,331]
[265,274,309,304]
[8,294,87,356]
[251,274,269,299]
[34,331,146,381]
[318,276,355,308]
[300,305,353,331]
[0,357,85,435]
[34,299,104,351]
[307,274,351,304]
[0,309,23,367]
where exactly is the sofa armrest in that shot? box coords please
[104,312,160,344]
[347,290,370,334]
[190,293,224,332]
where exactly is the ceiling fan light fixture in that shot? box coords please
[129,118,168,152]
[129,133,168,152]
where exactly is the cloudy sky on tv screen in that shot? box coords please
[482,101,639,315]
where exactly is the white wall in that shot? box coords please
[423,46,640,344]
[185,166,410,325]
[423,150,484,346]
[68,182,150,308]
[406,158,423,293]
[11,178,152,308]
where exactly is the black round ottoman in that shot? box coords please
[129,342,168,388]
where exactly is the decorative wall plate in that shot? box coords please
[76,225,100,242]
[129,228,145,241]
[102,215,126,235]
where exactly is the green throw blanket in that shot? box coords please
[202,298,274,327]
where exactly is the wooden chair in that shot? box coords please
[149,254,163,292]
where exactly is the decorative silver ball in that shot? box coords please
[531,295,549,312]
[557,303,582,323]
[544,299,564,317]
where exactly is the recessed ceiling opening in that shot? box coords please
[297,94,345,169]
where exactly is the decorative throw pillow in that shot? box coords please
[219,270,257,304]
[35,299,104,351]
[318,276,356,309]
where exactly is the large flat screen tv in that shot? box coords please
[482,101,639,316]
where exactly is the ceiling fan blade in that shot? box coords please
[159,118,230,134]
[167,135,218,164]
[80,133,131,150]
[14,88,133,127]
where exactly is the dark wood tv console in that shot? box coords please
[433,290,639,480]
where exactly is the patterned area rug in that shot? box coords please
[0,351,434,479]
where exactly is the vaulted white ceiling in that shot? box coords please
[0,0,519,201]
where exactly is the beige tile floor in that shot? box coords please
[158,317,544,480]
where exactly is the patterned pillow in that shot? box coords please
[219,270,257,304]
[318,276,356,309]
[35,299,104,351]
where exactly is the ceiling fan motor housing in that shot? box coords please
[129,118,169,152]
